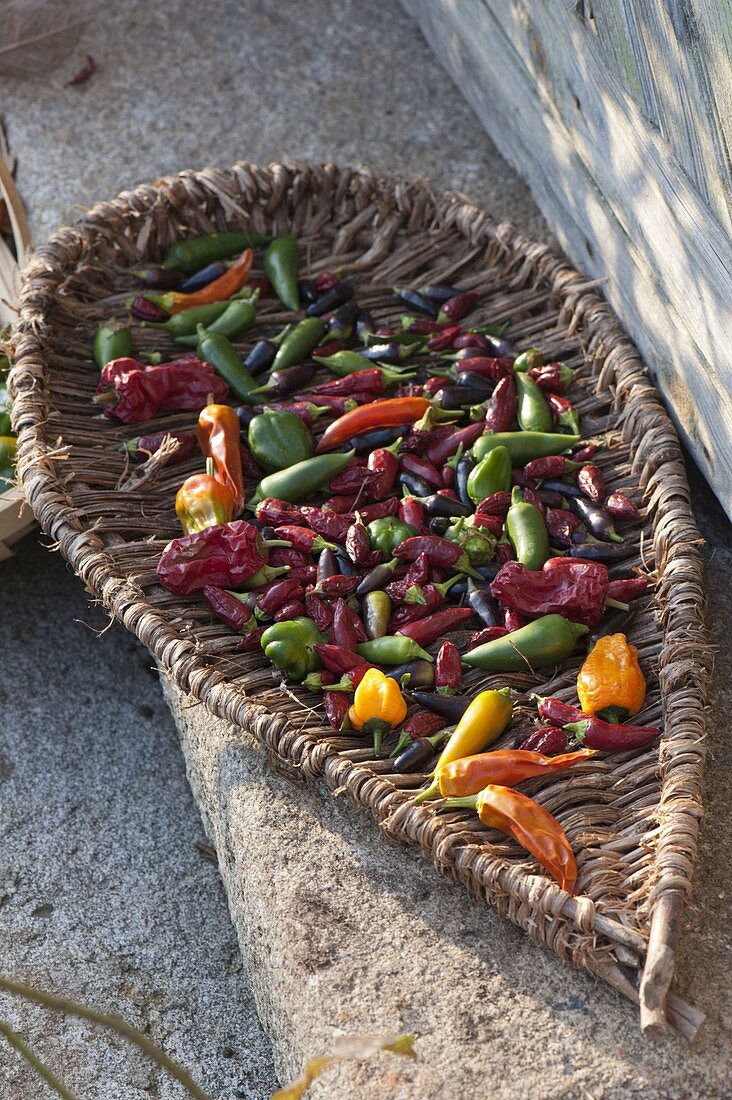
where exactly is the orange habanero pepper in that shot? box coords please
[175,472,235,535]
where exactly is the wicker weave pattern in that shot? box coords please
[9,163,710,1037]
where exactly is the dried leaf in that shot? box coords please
[272,1033,417,1099]
[0,0,96,79]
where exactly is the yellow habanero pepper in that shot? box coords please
[348,668,408,756]
[413,687,512,803]
[577,632,646,723]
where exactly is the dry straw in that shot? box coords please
[8,162,711,1038]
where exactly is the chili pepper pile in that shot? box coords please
[93,230,662,896]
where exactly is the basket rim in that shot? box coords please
[8,159,711,1039]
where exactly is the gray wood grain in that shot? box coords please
[402,0,732,517]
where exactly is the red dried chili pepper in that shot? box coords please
[469,626,508,646]
[331,598,359,651]
[386,553,430,602]
[426,421,485,467]
[312,574,361,598]
[427,325,462,351]
[314,644,369,675]
[545,508,581,548]
[305,394,360,414]
[435,641,462,693]
[394,535,463,568]
[607,576,648,602]
[323,494,358,514]
[130,296,169,322]
[476,491,511,518]
[528,363,573,393]
[577,464,605,503]
[483,373,517,432]
[519,486,546,516]
[519,727,569,755]
[400,453,442,488]
[304,592,333,632]
[237,626,265,652]
[403,420,452,457]
[496,543,515,564]
[536,697,586,726]
[312,369,387,396]
[572,443,598,463]
[346,520,380,567]
[357,498,400,523]
[491,558,609,627]
[311,340,344,359]
[157,520,276,596]
[272,525,334,554]
[96,357,228,423]
[398,495,425,529]
[255,498,304,527]
[68,54,96,86]
[257,578,305,618]
[274,599,307,621]
[437,292,480,323]
[565,715,661,751]
[388,602,432,630]
[455,357,513,382]
[368,443,401,500]
[328,460,376,496]
[299,506,354,542]
[546,392,580,434]
[324,691,351,731]
[605,493,640,521]
[202,586,255,634]
[472,513,503,537]
[503,608,526,632]
[401,712,446,740]
[524,455,576,481]
[269,548,309,569]
[453,332,489,350]
[396,606,474,645]
[314,271,339,293]
[239,444,262,480]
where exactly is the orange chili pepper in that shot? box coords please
[175,472,235,535]
[197,404,245,514]
[152,248,253,315]
[314,397,431,453]
[443,783,578,893]
[437,748,597,798]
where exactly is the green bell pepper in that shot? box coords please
[466,445,512,505]
[248,450,356,508]
[472,431,580,465]
[93,318,132,368]
[261,617,323,682]
[462,614,589,671]
[506,486,549,570]
[367,517,417,557]
[248,409,313,473]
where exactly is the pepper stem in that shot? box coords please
[366,719,392,758]
[604,596,630,612]
[564,720,588,743]
[441,794,480,811]
[412,778,441,804]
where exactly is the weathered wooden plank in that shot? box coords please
[401,0,732,517]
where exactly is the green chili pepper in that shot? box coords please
[356,636,434,666]
[264,235,300,311]
[271,317,327,373]
[513,348,543,372]
[195,325,259,403]
[444,516,496,565]
[0,412,11,436]
[162,231,271,274]
[367,517,418,557]
[515,373,553,433]
[463,614,588,671]
[248,450,356,508]
[175,297,257,346]
[363,591,392,639]
[238,564,291,591]
[248,409,313,473]
[506,486,549,569]
[467,445,512,504]
[261,617,324,682]
[472,431,581,465]
[144,300,231,337]
[93,318,133,368]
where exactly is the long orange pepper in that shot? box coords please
[437,748,597,798]
[314,397,431,453]
[197,404,245,514]
[443,784,578,893]
[151,248,253,315]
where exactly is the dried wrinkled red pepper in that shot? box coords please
[476,491,512,517]
[427,325,462,351]
[605,492,640,521]
[96,357,228,423]
[454,357,512,382]
[299,506,354,542]
[314,644,368,675]
[437,291,480,323]
[324,691,351,731]
[523,455,575,481]
[395,606,474,645]
[469,626,508,646]
[312,574,361,598]
[256,497,303,527]
[157,520,276,596]
[304,592,333,632]
[395,535,464,568]
[483,373,517,432]
[398,495,425,530]
[435,641,462,693]
[331,598,359,651]
[202,586,255,634]
[368,444,401,500]
[274,599,307,621]
[519,727,569,755]
[536,696,585,726]
[577,464,605,503]
[256,578,305,618]
[545,508,581,548]
[491,558,609,627]
[346,520,380,567]
[607,576,648,602]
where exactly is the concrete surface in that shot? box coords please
[0,0,729,1096]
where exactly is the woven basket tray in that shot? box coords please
[9,162,711,1038]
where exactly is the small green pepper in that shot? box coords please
[506,486,549,569]
[367,517,418,557]
[196,325,259,403]
[248,409,313,473]
[93,318,132,368]
[444,516,496,565]
[513,348,543,372]
[472,431,580,465]
[515,373,553,433]
[466,444,512,505]
[264,235,300,311]
[261,617,324,682]
[163,231,271,273]
[271,317,327,373]
[238,564,290,591]
[463,614,589,671]
[175,297,257,346]
[248,450,356,508]
[144,300,231,337]
[356,636,434,666]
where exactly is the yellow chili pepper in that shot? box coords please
[175,471,235,535]
[413,687,512,803]
[577,632,646,723]
[348,668,408,756]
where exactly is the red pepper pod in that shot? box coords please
[518,726,569,755]
[313,369,385,396]
[437,291,480,323]
[483,373,517,432]
[324,691,351,731]
[491,558,609,627]
[202,586,254,634]
[328,462,376,495]
[357,498,400,523]
[528,364,572,393]
[256,497,303,527]
[323,494,359,514]
[346,520,379,566]
[427,325,462,351]
[605,492,640,521]
[299,506,354,542]
[331,598,359,651]
[399,495,426,529]
[571,443,598,463]
[425,421,484,467]
[577,464,605,503]
[566,716,661,751]
[536,696,586,726]
[311,574,361,598]
[519,486,546,516]
[524,455,574,481]
[304,592,333,633]
[469,626,508,647]
[157,520,269,596]
[368,445,400,500]
[545,508,582,548]
[236,626,265,652]
[274,599,307,621]
[476,491,512,518]
[607,576,649,602]
[453,332,489,351]
[435,641,462,692]
[315,643,369,675]
[396,606,474,645]
[394,535,463,568]
[257,578,305,618]
[274,525,335,554]
[269,547,310,569]
[400,453,442,488]
[472,513,503,537]
[455,357,513,382]
[503,608,527,632]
